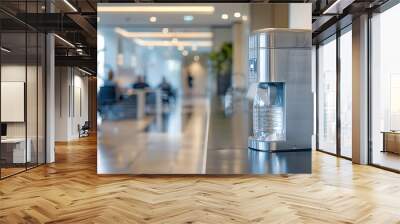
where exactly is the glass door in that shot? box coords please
[0,1,46,179]
[0,19,28,178]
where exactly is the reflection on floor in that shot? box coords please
[0,167,25,178]
[373,150,400,171]
[98,97,208,174]
[0,162,41,178]
[1,135,400,223]
[98,95,313,174]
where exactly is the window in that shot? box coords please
[317,35,337,154]
[370,3,400,171]
[339,27,352,158]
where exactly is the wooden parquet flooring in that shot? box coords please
[1,135,400,223]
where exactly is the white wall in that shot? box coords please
[212,27,232,52]
[1,65,34,137]
[55,67,89,141]
[288,3,312,30]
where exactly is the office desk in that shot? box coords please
[1,138,31,163]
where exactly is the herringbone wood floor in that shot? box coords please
[1,135,400,223]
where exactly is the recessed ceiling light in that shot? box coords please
[182,50,188,56]
[221,14,229,20]
[234,12,241,18]
[162,28,169,33]
[183,15,194,22]
[149,16,157,23]
[242,15,248,21]
[97,6,215,13]
[194,55,200,61]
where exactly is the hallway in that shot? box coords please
[98,97,209,174]
[1,135,400,223]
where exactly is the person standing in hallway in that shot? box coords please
[187,71,194,96]
[158,76,175,103]
[104,69,117,87]
[99,69,119,104]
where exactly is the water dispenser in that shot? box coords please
[247,28,313,152]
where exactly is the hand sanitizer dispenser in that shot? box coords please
[248,28,313,152]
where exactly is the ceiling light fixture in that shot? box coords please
[97,6,215,14]
[54,34,75,48]
[182,50,188,56]
[234,12,241,18]
[221,14,229,20]
[162,28,169,33]
[63,0,78,12]
[322,0,350,14]
[78,67,93,76]
[1,47,11,53]
[114,28,213,39]
[194,55,200,61]
[183,15,194,22]
[242,15,248,21]
[149,16,157,22]
[134,39,212,48]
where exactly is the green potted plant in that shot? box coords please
[209,42,233,95]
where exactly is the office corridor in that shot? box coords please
[97,97,209,174]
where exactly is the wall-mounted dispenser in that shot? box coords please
[248,28,313,152]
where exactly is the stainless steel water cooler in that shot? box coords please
[247,28,313,152]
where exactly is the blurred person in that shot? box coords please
[158,76,175,103]
[187,71,194,90]
[104,69,117,87]
[132,75,150,89]
[98,69,118,115]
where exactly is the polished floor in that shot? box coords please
[98,96,312,174]
[98,97,208,174]
[1,135,400,223]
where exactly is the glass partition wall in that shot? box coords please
[370,2,400,171]
[339,27,352,159]
[0,2,46,179]
[316,26,352,159]
[317,35,337,155]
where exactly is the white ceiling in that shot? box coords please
[98,3,249,27]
